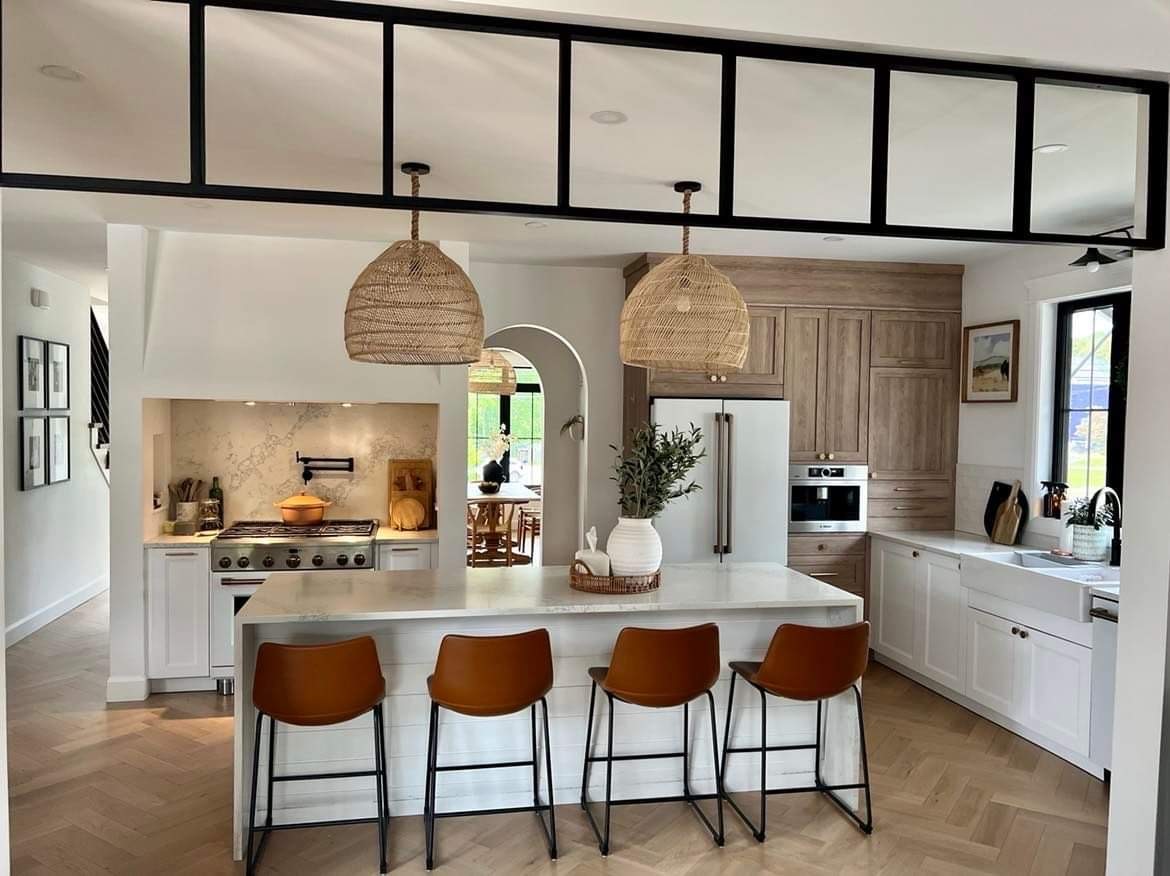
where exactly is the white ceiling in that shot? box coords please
[0,0,1142,290]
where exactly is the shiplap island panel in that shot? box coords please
[232,563,864,859]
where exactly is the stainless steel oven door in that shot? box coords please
[210,574,265,670]
[788,479,868,533]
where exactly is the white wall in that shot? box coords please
[2,257,109,645]
[0,191,13,870]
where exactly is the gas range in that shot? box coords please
[211,519,377,572]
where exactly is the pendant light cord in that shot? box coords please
[681,188,692,255]
[410,172,421,242]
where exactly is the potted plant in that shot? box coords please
[606,423,705,576]
[1065,496,1113,561]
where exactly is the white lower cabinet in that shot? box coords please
[146,548,211,679]
[377,542,435,571]
[870,538,963,689]
[964,607,1022,717]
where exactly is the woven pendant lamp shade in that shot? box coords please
[345,164,484,365]
[468,350,518,395]
[619,184,749,373]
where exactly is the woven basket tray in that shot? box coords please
[570,560,660,594]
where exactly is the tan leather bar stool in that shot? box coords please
[246,636,389,875]
[721,622,873,841]
[580,624,725,855]
[424,629,557,870]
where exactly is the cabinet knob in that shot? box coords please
[709,374,719,383]
[817,543,826,552]
[720,375,728,383]
[1019,629,1029,639]
[1011,626,1020,635]
[827,453,835,461]
[912,550,920,558]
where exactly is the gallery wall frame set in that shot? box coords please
[17,335,71,490]
[961,319,1020,403]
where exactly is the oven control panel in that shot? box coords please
[211,541,376,572]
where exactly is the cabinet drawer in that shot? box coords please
[789,558,865,596]
[870,311,958,368]
[867,480,953,500]
[789,534,866,558]
[868,497,953,518]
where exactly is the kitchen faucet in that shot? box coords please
[1089,486,1123,567]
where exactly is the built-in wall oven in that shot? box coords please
[788,464,868,533]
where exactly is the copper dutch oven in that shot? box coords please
[274,491,333,525]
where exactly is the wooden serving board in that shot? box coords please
[387,458,434,530]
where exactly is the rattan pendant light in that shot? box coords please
[468,349,518,395]
[619,181,749,374]
[345,162,484,365]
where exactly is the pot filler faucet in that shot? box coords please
[1089,486,1123,567]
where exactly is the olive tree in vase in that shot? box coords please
[606,423,704,576]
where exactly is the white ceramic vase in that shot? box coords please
[606,517,662,577]
[1070,524,1108,562]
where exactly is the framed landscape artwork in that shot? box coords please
[18,335,46,410]
[962,320,1020,403]
[20,416,46,490]
[47,341,69,410]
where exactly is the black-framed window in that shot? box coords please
[467,366,543,483]
[1051,291,1130,501]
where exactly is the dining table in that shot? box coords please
[467,482,540,566]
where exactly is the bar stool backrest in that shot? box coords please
[431,628,554,716]
[253,636,385,726]
[604,624,720,707]
[753,622,870,700]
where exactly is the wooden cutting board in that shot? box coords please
[990,480,1023,545]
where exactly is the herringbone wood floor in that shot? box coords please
[6,593,1108,874]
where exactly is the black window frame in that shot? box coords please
[1050,290,1131,500]
[468,377,542,482]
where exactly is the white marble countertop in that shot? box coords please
[867,529,1010,559]
[144,531,219,548]
[374,527,438,543]
[236,562,862,625]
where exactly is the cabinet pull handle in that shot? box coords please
[165,551,197,557]
[810,572,840,578]
[893,505,924,511]
[893,487,923,493]
[391,547,419,553]
[898,358,926,365]
[221,578,263,586]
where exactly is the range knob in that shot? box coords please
[237,556,250,569]
[353,553,367,567]
[336,554,349,566]
[312,555,324,567]
[262,556,275,568]
[820,468,832,477]
[218,556,232,569]
[286,555,301,569]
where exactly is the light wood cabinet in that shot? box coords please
[870,311,959,368]
[648,307,784,398]
[788,532,868,608]
[147,548,210,679]
[867,368,957,480]
[784,308,870,462]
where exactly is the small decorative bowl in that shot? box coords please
[477,481,501,494]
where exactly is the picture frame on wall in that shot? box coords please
[47,342,69,410]
[20,417,46,491]
[962,319,1020,403]
[48,416,71,485]
[18,335,47,410]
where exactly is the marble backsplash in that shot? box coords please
[170,400,437,524]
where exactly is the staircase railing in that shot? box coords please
[90,309,110,482]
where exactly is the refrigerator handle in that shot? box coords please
[724,413,733,555]
[713,412,724,555]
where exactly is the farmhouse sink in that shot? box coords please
[961,551,1120,623]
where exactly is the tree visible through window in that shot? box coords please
[1051,292,1130,501]
[467,365,543,485]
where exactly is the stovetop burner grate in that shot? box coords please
[216,519,377,540]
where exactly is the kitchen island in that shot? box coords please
[232,563,864,859]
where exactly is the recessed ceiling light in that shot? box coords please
[1033,143,1070,155]
[589,109,628,125]
[524,220,548,229]
[39,64,83,82]
[823,235,845,243]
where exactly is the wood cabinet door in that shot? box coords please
[919,553,964,690]
[870,539,918,666]
[964,607,1020,719]
[1018,626,1092,755]
[824,309,870,462]
[868,368,956,479]
[147,549,210,679]
[649,307,784,399]
[870,311,958,368]
[784,308,827,461]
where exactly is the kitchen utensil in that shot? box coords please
[274,491,333,525]
[983,481,1029,542]
[175,501,200,524]
[990,480,1024,545]
[388,459,434,530]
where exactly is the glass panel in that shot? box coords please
[789,485,862,522]
[531,393,545,439]
[206,8,382,192]
[1031,84,1148,237]
[734,59,873,221]
[467,437,479,482]
[395,26,558,203]
[2,0,189,180]
[510,393,535,439]
[887,72,1016,229]
[476,395,501,437]
[571,42,721,213]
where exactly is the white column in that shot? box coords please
[105,225,151,701]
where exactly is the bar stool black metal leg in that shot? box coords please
[720,672,736,786]
[705,690,725,846]
[539,697,558,859]
[682,701,691,800]
[266,716,276,829]
[602,693,615,856]
[246,711,264,876]
[580,680,597,810]
[424,702,439,870]
[854,685,874,833]
[530,704,539,813]
[813,699,824,789]
[376,704,391,869]
[372,707,387,874]
[759,686,768,841]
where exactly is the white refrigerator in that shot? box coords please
[651,398,790,564]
